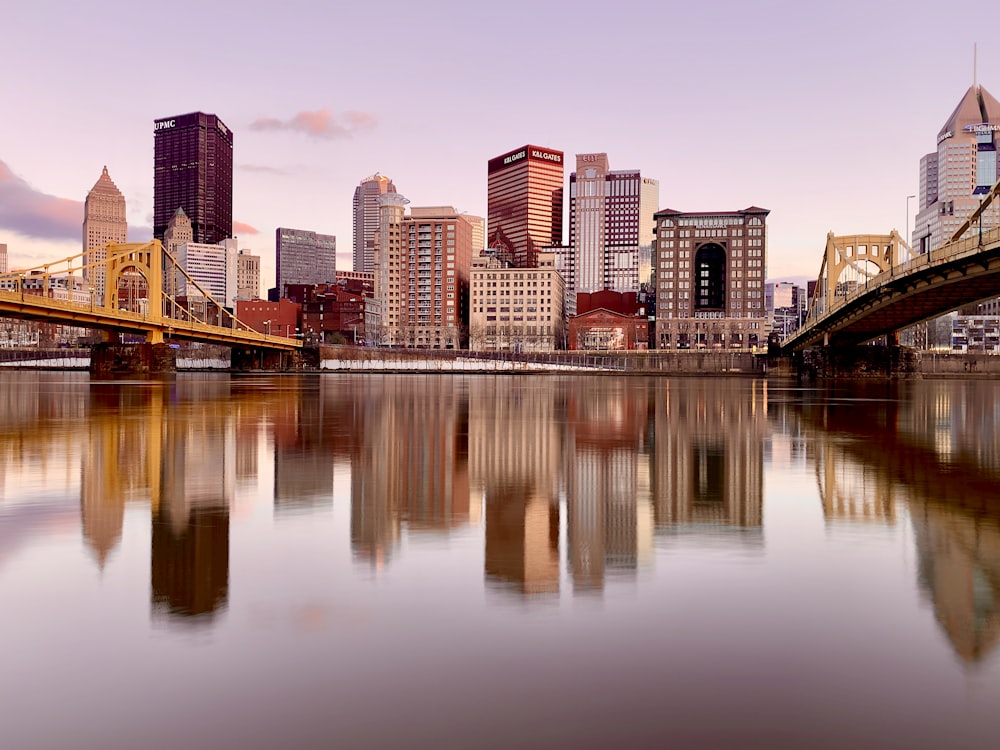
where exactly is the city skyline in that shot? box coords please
[1,1,998,292]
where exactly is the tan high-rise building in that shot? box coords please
[163,207,193,298]
[237,249,261,301]
[0,243,7,274]
[487,145,564,268]
[82,166,127,299]
[375,192,409,346]
[353,174,397,273]
[462,214,485,254]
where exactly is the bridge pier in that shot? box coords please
[90,342,177,377]
[230,347,317,372]
[797,345,920,381]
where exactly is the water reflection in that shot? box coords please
[785,382,1000,663]
[2,373,1000,665]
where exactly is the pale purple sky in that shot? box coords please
[1,0,997,290]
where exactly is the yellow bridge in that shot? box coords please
[0,240,299,351]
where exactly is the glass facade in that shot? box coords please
[153,113,233,246]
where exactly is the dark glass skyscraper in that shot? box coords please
[153,112,233,245]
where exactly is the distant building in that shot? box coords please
[0,243,7,274]
[153,112,233,245]
[276,227,336,294]
[462,214,485,254]
[353,174,397,274]
[487,144,564,268]
[237,249,260,301]
[569,153,658,295]
[162,207,193,298]
[469,252,566,352]
[82,166,127,299]
[765,281,807,338]
[652,207,769,351]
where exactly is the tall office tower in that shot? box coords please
[353,174,397,273]
[390,206,473,349]
[569,153,659,295]
[914,85,1000,254]
[236,249,261,301]
[275,227,336,295]
[487,144,564,268]
[0,243,8,273]
[177,239,239,309]
[82,166,127,298]
[153,112,233,245]
[652,206,769,351]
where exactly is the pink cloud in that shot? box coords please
[233,221,260,235]
[249,109,377,140]
[0,159,83,240]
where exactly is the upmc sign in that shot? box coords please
[154,119,176,131]
[488,144,564,173]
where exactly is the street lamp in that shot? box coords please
[906,194,915,250]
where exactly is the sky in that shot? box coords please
[2,0,999,291]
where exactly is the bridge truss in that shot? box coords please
[0,241,299,350]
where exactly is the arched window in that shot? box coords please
[695,243,726,310]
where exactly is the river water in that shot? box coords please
[0,372,998,749]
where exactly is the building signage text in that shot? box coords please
[503,149,527,166]
[964,123,1000,134]
[530,149,561,163]
[155,119,176,131]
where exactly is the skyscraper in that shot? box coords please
[487,145,564,268]
[914,84,1000,254]
[568,153,659,295]
[82,166,127,298]
[353,174,397,273]
[275,227,336,294]
[0,244,7,274]
[376,205,472,349]
[153,112,233,245]
[652,206,770,351]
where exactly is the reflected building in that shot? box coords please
[151,412,234,621]
[471,378,563,595]
[564,380,653,592]
[350,377,472,567]
[650,381,765,538]
[273,385,334,512]
[911,501,1000,664]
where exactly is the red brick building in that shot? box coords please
[568,308,648,350]
[236,299,301,338]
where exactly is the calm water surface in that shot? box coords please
[0,372,998,749]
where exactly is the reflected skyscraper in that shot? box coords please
[151,412,234,621]
[349,377,473,567]
[564,380,653,592]
[650,381,765,535]
[469,378,563,595]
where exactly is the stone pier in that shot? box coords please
[89,342,177,377]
